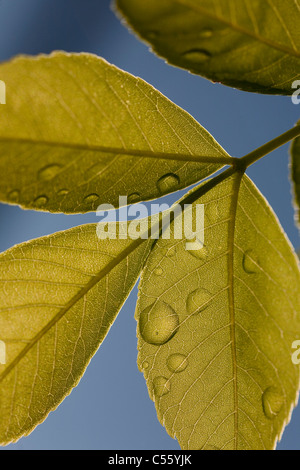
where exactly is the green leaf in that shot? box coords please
[0,223,152,444]
[116,0,300,95]
[291,133,300,227]
[136,172,300,450]
[0,52,231,214]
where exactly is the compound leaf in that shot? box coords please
[136,172,300,450]
[116,0,300,95]
[0,223,152,444]
[0,52,230,214]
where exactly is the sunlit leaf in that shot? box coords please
[291,133,300,227]
[0,223,152,444]
[0,52,231,214]
[116,0,300,95]
[136,173,300,450]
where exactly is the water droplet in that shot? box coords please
[7,190,20,202]
[262,387,284,419]
[128,192,141,204]
[34,195,48,207]
[157,173,180,195]
[188,241,208,260]
[200,28,213,38]
[153,376,170,397]
[183,49,211,63]
[142,361,149,370]
[38,164,62,181]
[83,193,99,204]
[57,189,69,196]
[139,301,179,345]
[154,267,163,276]
[186,288,212,315]
[243,250,260,274]
[166,246,176,257]
[167,353,188,373]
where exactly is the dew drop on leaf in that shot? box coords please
[128,192,141,204]
[153,376,170,397]
[139,301,179,345]
[83,193,99,204]
[262,387,284,419]
[186,288,212,315]
[34,195,49,207]
[188,242,208,260]
[142,361,149,370]
[7,190,20,202]
[156,173,180,195]
[183,49,211,63]
[57,189,69,196]
[243,250,260,274]
[167,353,188,373]
[38,164,62,181]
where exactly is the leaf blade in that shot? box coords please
[0,223,152,444]
[116,0,300,95]
[0,52,230,213]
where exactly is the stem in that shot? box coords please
[238,124,300,170]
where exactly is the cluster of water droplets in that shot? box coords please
[139,298,191,397]
[139,301,179,346]
[128,192,141,204]
[186,288,212,315]
[151,351,190,398]
[146,28,214,66]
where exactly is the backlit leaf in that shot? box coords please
[0,52,231,214]
[136,172,300,450]
[0,223,152,444]
[116,0,300,95]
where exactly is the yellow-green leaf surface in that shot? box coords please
[291,134,300,226]
[0,223,152,444]
[116,0,300,95]
[136,173,300,450]
[0,52,231,214]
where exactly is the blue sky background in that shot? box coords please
[0,0,299,450]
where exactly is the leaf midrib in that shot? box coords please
[174,0,300,58]
[227,171,244,450]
